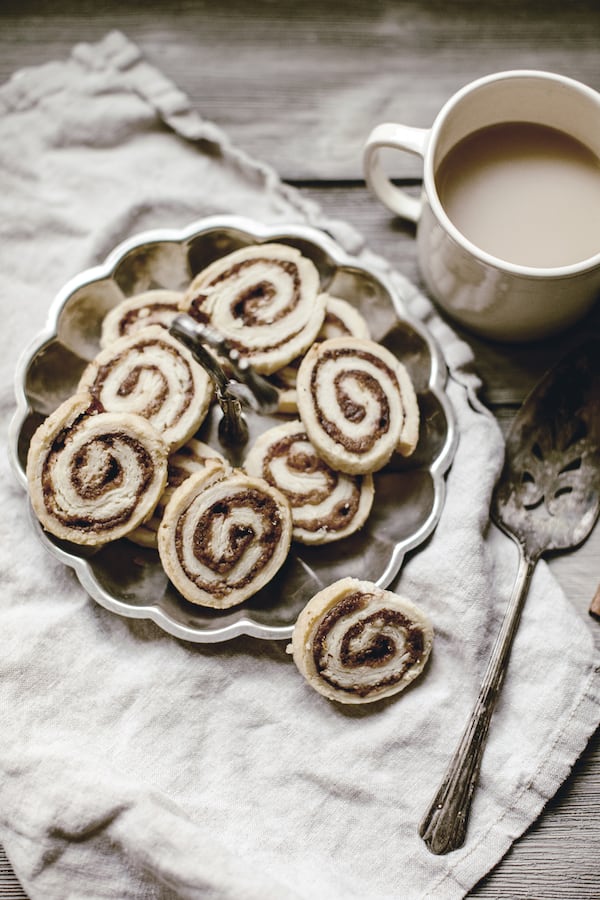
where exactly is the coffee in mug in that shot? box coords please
[435,122,600,269]
[363,71,600,341]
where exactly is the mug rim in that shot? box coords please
[423,69,600,279]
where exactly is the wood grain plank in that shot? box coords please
[0,1,599,180]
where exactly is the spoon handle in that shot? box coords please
[419,548,536,854]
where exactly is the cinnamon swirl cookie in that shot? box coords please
[181,243,326,374]
[78,325,213,451]
[243,420,374,545]
[268,295,371,413]
[127,439,228,549]
[319,295,370,342]
[158,467,293,608]
[290,577,433,704]
[296,337,419,474]
[26,394,168,546]
[100,289,182,348]
[266,361,300,415]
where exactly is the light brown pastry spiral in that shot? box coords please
[158,467,293,608]
[268,295,371,413]
[100,289,183,348]
[181,243,326,374]
[296,336,419,474]
[26,394,168,546]
[78,324,213,450]
[318,295,371,342]
[290,577,433,704]
[127,439,228,548]
[243,420,374,544]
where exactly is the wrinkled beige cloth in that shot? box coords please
[0,31,598,900]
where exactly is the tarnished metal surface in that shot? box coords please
[493,340,600,560]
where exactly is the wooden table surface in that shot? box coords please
[1,2,599,897]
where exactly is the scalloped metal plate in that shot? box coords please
[9,216,457,643]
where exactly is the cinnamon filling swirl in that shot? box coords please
[166,441,226,489]
[100,290,182,348]
[78,325,213,450]
[158,468,293,608]
[297,337,416,475]
[312,350,397,453]
[263,435,361,533]
[90,341,193,425]
[265,434,338,504]
[126,439,227,550]
[118,302,179,337]
[27,394,168,546]
[312,592,426,698]
[42,432,156,532]
[266,296,371,414]
[175,489,282,597]
[181,243,326,373]
[324,312,347,335]
[210,258,300,326]
[243,421,374,544]
[319,296,370,342]
[290,577,433,704]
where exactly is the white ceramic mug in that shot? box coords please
[363,70,600,341]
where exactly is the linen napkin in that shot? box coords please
[0,31,598,900]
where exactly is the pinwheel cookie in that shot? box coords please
[26,393,168,546]
[100,289,183,348]
[290,577,433,704]
[127,439,228,549]
[244,420,374,544]
[78,324,213,451]
[296,336,420,474]
[318,295,371,342]
[268,295,371,413]
[181,243,327,374]
[158,467,293,608]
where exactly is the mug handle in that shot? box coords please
[363,123,430,223]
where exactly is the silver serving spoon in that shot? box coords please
[169,313,279,448]
[419,338,600,855]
